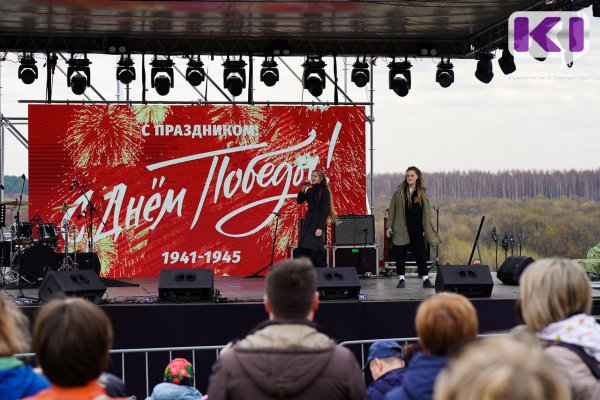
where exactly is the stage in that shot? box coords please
[7,271,525,344]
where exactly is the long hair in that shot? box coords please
[400,166,426,205]
[313,169,338,222]
[0,296,30,356]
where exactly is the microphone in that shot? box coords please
[21,174,26,180]
[301,180,310,186]
[69,174,78,191]
[271,212,281,217]
[77,211,86,220]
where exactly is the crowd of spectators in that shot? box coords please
[1,257,599,400]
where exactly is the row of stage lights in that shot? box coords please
[16,50,517,97]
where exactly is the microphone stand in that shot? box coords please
[246,212,281,278]
[15,176,28,298]
[467,216,485,266]
[72,178,108,275]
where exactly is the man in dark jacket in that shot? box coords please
[365,341,406,400]
[207,258,367,400]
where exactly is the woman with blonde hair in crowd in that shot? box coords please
[434,335,570,400]
[384,293,478,400]
[519,258,600,400]
[0,296,50,399]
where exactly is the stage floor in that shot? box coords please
[4,271,524,303]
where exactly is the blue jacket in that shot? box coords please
[0,357,50,400]
[383,352,448,400]
[367,368,405,400]
[145,382,203,400]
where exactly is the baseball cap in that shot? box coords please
[363,340,404,370]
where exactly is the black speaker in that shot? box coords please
[158,269,214,301]
[333,246,378,275]
[497,256,535,285]
[334,215,375,245]
[38,270,106,303]
[316,267,361,300]
[56,252,101,275]
[435,265,494,298]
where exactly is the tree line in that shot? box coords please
[372,169,600,201]
[2,175,28,195]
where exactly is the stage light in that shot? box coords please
[260,57,279,87]
[18,54,38,85]
[302,56,326,97]
[223,58,247,97]
[474,53,494,84]
[388,59,412,97]
[186,58,205,87]
[351,58,369,88]
[498,47,516,75]
[66,55,91,95]
[151,57,174,96]
[116,55,135,85]
[436,59,454,88]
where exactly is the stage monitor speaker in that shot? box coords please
[435,265,494,298]
[158,269,214,301]
[334,215,375,246]
[497,256,535,285]
[38,270,106,303]
[56,252,101,276]
[316,267,361,300]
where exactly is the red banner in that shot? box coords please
[29,105,366,277]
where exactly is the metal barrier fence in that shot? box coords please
[17,334,507,398]
[17,345,227,398]
[339,333,508,374]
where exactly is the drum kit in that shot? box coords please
[0,200,80,286]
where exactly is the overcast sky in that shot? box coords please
[1,6,598,177]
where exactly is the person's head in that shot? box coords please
[366,340,405,380]
[163,358,194,387]
[519,258,591,332]
[402,166,425,204]
[311,169,338,221]
[311,170,325,185]
[434,336,569,400]
[33,298,113,387]
[415,293,478,356]
[0,295,30,356]
[264,258,318,320]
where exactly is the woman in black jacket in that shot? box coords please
[296,169,337,267]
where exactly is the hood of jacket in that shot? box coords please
[0,358,51,399]
[230,321,336,398]
[146,382,203,400]
[386,352,447,400]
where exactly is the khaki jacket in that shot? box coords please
[386,185,441,247]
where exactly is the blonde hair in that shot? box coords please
[519,258,591,332]
[415,293,478,356]
[0,296,30,356]
[434,336,570,400]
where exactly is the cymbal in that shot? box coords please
[52,203,78,211]
[1,200,29,206]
